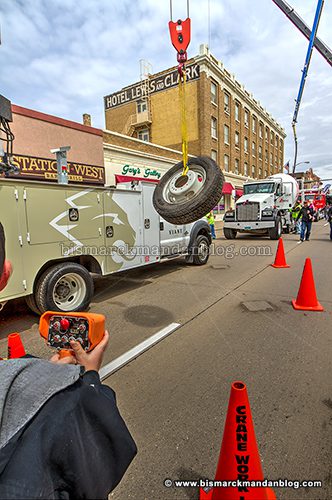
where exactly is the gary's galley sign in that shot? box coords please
[5,154,105,185]
[104,63,200,110]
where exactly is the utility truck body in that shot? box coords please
[0,178,211,314]
[223,173,299,240]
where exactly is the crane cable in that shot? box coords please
[179,71,189,175]
[169,0,191,176]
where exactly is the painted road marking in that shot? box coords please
[324,222,328,226]
[99,322,181,380]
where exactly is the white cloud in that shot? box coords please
[0,0,331,179]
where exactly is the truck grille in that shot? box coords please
[236,202,260,221]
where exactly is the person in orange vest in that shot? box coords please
[206,211,216,239]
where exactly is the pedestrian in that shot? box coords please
[296,200,314,242]
[0,222,137,499]
[327,204,332,241]
[290,200,302,234]
[206,211,216,239]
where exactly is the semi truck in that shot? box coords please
[0,178,211,314]
[223,173,299,239]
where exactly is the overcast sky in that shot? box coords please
[0,0,331,180]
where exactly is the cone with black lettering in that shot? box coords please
[292,258,323,311]
[199,381,275,500]
[271,238,289,268]
[7,333,26,359]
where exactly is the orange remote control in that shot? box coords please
[39,311,105,358]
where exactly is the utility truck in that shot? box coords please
[223,173,299,240]
[0,178,211,314]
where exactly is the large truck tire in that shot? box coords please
[268,216,282,240]
[153,156,224,225]
[34,262,94,313]
[188,234,210,265]
[25,294,42,315]
[223,227,237,239]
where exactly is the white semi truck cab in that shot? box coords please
[223,173,299,240]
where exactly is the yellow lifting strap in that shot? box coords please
[179,71,189,176]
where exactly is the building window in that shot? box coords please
[211,149,217,161]
[270,152,273,165]
[265,169,268,177]
[137,100,147,113]
[224,124,229,144]
[270,131,274,145]
[259,122,263,139]
[265,149,268,163]
[244,109,249,128]
[211,117,218,139]
[276,135,279,148]
[252,165,256,177]
[280,139,283,151]
[244,137,248,153]
[211,80,218,105]
[265,126,269,142]
[235,101,240,121]
[259,167,262,177]
[138,128,149,141]
[244,162,248,176]
[224,91,230,114]
[252,141,256,156]
[275,155,278,166]
[235,131,240,147]
[224,154,229,172]
[258,145,262,159]
[235,159,239,175]
[252,116,257,134]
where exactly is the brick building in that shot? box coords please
[104,44,286,206]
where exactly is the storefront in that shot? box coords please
[2,105,105,185]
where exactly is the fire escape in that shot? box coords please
[123,59,153,139]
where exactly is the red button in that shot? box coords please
[60,318,70,330]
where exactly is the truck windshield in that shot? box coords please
[244,183,275,195]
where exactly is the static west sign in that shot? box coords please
[104,63,200,110]
[5,154,105,185]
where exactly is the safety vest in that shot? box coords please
[206,213,214,225]
[291,204,301,219]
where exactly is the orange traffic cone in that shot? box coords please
[271,238,289,268]
[200,381,275,500]
[7,333,26,359]
[292,258,323,311]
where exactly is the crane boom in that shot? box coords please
[272,0,332,66]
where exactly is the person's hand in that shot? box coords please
[69,330,110,372]
[50,352,77,365]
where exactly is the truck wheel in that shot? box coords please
[223,228,237,239]
[25,294,41,315]
[190,235,210,265]
[268,216,282,240]
[35,263,94,313]
[153,156,224,225]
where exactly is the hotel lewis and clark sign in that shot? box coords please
[104,63,200,109]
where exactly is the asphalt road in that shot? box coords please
[0,221,331,500]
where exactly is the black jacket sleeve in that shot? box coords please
[50,371,137,499]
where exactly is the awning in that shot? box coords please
[236,189,243,197]
[222,182,235,195]
[115,175,159,184]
